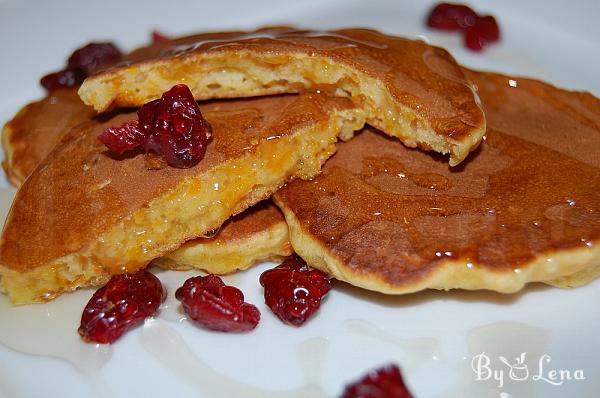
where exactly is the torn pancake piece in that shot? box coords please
[0,93,365,304]
[274,70,600,294]
[155,200,291,274]
[1,91,289,276]
[80,27,486,165]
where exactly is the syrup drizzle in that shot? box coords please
[0,286,113,394]
[444,322,549,398]
[140,319,329,398]
[164,29,389,57]
[344,319,441,370]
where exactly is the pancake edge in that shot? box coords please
[274,194,600,294]
[2,110,28,186]
[154,217,292,274]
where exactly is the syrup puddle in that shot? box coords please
[0,188,113,394]
[140,319,328,397]
[0,291,113,396]
[344,319,441,370]
[156,300,188,323]
[443,321,549,398]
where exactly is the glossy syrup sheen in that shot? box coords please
[103,27,484,142]
[276,70,600,283]
[0,94,354,272]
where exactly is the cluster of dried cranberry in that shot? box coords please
[79,254,331,343]
[426,3,500,51]
[41,42,122,91]
[98,84,211,168]
[77,264,411,395]
[41,31,171,91]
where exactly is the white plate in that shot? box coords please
[1,1,599,397]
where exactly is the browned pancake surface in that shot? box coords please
[275,70,600,289]
[0,94,353,274]
[81,27,485,164]
[2,89,93,184]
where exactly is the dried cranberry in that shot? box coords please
[426,3,478,30]
[175,275,260,332]
[100,84,210,168]
[475,16,500,42]
[150,84,209,168]
[40,67,87,91]
[340,364,413,398]
[98,120,145,154]
[259,254,331,326]
[426,3,500,52]
[78,270,166,344]
[464,16,500,51]
[67,42,122,75]
[152,31,170,43]
[40,41,122,91]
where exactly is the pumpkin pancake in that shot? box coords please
[2,88,94,186]
[79,27,486,166]
[155,200,291,274]
[274,70,600,294]
[0,93,365,304]
[1,88,291,277]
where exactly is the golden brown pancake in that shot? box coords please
[0,94,365,304]
[155,200,292,274]
[2,88,94,186]
[0,88,290,278]
[274,70,600,294]
[79,27,486,165]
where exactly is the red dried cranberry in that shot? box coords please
[340,364,413,398]
[152,84,209,168]
[464,27,484,51]
[475,15,500,42]
[175,275,260,332]
[427,3,478,30]
[152,31,170,43]
[78,270,166,344]
[40,67,87,91]
[259,254,331,326]
[426,3,500,52]
[98,120,145,154]
[40,41,122,91]
[464,16,500,51]
[67,42,122,75]
[100,84,210,168]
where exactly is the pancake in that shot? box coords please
[2,88,94,186]
[79,27,486,166]
[0,94,365,304]
[154,200,292,274]
[0,88,291,278]
[274,70,600,294]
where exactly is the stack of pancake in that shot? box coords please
[1,27,599,304]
